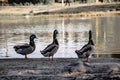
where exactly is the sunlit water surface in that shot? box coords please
[0,16,120,58]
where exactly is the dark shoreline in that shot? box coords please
[36,3,120,15]
[0,3,120,17]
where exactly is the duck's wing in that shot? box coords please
[14,44,29,50]
[80,44,92,53]
[75,44,87,54]
[80,44,88,51]
[42,43,53,51]
[75,44,92,58]
[40,43,58,56]
[14,44,33,55]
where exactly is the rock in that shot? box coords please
[62,60,91,74]
[62,60,120,75]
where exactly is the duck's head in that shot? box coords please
[30,34,37,41]
[89,30,92,40]
[53,29,58,39]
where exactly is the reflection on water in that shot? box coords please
[0,16,120,58]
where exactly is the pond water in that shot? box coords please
[0,16,120,58]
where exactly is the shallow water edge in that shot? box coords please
[0,11,120,18]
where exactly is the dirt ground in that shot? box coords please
[0,58,120,80]
[0,2,120,80]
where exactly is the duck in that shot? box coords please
[40,29,59,61]
[75,30,95,62]
[14,34,37,59]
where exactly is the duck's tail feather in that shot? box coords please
[40,50,50,57]
[40,50,44,54]
[40,50,46,55]
[13,46,20,51]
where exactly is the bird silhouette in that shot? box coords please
[40,30,59,61]
[14,34,37,59]
[75,30,95,62]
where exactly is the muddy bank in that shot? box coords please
[0,58,120,80]
[0,3,120,17]
[35,3,120,15]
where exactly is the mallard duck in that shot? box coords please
[75,30,95,62]
[14,34,37,59]
[40,30,59,61]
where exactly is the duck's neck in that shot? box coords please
[53,33,57,40]
[89,30,92,40]
[88,31,94,45]
[88,39,94,45]
[53,38,59,45]
[53,33,58,45]
[29,40,35,47]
